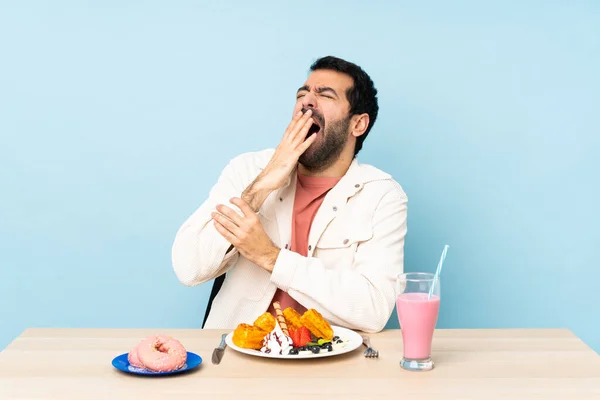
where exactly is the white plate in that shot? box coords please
[225,326,362,359]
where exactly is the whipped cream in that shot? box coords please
[260,322,293,355]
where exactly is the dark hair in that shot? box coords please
[309,56,379,156]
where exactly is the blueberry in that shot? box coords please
[333,336,340,341]
[327,346,333,352]
[288,348,299,355]
[336,340,343,344]
[299,346,308,351]
[311,347,320,354]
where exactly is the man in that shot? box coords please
[172,56,407,333]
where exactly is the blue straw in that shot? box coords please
[428,245,449,299]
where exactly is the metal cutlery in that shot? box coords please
[362,335,378,358]
[211,333,228,364]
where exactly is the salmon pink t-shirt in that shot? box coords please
[267,171,342,317]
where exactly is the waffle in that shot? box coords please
[300,308,334,340]
[253,312,276,333]
[232,323,268,349]
[283,307,303,331]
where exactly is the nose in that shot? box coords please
[301,91,318,111]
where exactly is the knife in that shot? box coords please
[211,333,228,364]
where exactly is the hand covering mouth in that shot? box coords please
[302,108,323,139]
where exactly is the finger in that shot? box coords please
[212,211,243,236]
[215,204,244,226]
[230,197,257,218]
[285,109,313,140]
[213,220,238,245]
[297,131,318,154]
[283,110,304,137]
[291,116,315,145]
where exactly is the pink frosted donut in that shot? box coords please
[127,345,144,368]
[136,335,187,372]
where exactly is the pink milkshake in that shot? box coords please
[396,293,440,359]
[396,272,440,371]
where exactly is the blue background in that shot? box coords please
[1,1,599,353]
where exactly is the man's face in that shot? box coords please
[294,70,354,171]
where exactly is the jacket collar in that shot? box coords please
[266,153,392,251]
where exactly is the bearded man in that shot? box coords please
[172,56,408,333]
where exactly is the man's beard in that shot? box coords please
[299,115,351,172]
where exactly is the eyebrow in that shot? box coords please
[296,85,339,98]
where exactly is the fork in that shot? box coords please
[362,336,379,358]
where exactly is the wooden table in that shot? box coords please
[1,328,599,399]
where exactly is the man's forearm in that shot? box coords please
[241,175,274,213]
[218,180,282,271]
[222,175,275,255]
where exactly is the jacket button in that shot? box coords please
[333,206,337,211]
[308,245,312,251]
[343,239,349,245]
[355,184,360,188]
[285,244,289,249]
[279,197,283,202]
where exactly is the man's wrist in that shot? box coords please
[260,245,280,272]
[242,177,272,213]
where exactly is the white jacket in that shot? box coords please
[171,149,408,332]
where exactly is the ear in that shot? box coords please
[350,113,370,138]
